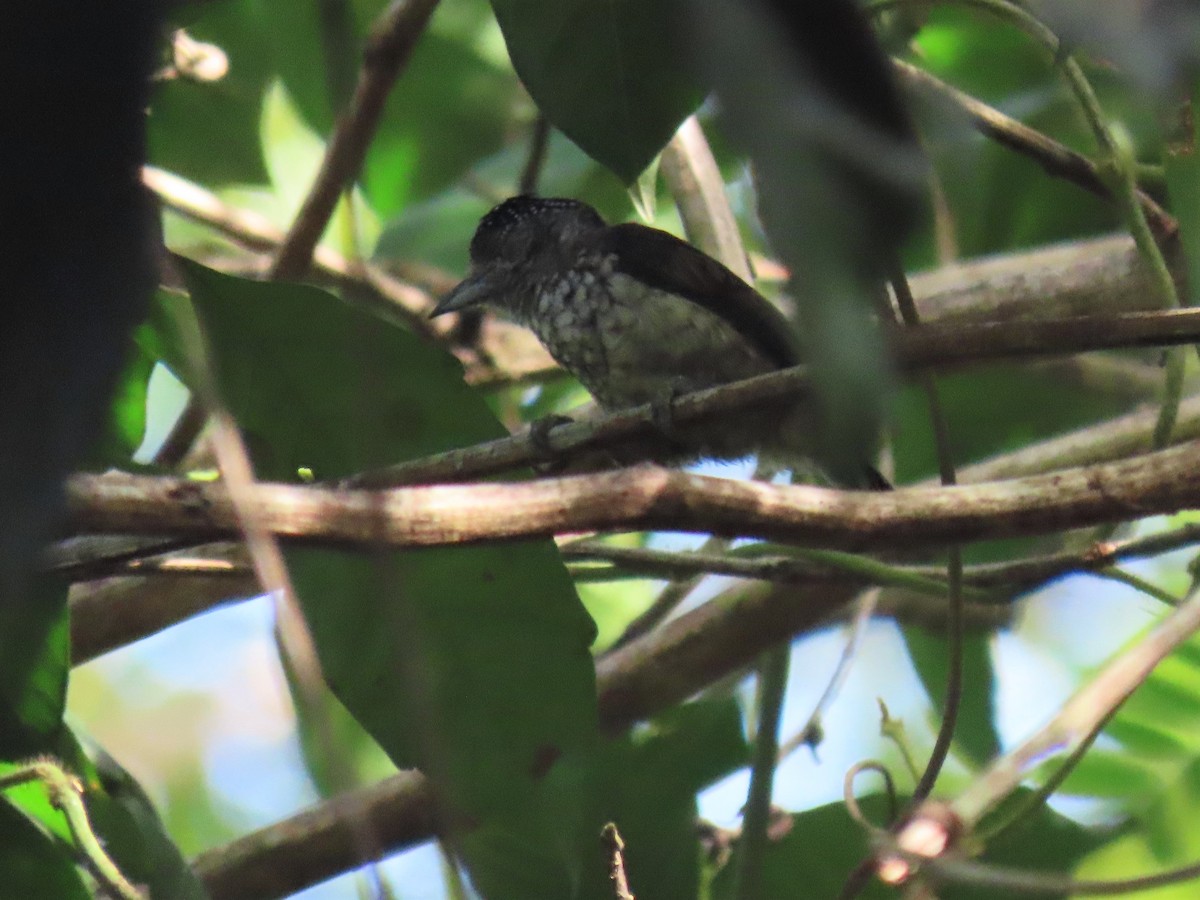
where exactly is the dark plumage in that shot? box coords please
[433,196,881,486]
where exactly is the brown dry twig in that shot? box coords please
[145,166,442,332]
[601,823,636,900]
[270,0,442,280]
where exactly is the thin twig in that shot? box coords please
[890,59,1175,239]
[349,307,1200,489]
[1,759,142,900]
[145,166,443,331]
[733,646,789,900]
[566,541,972,599]
[604,549,708,651]
[517,114,551,196]
[564,517,1200,598]
[976,705,1120,845]
[843,760,899,831]
[890,263,964,805]
[601,823,636,900]
[661,115,754,281]
[270,0,442,279]
[778,589,880,760]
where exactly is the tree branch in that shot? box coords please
[145,166,445,331]
[192,769,438,900]
[351,307,1200,488]
[892,59,1176,240]
[270,0,442,280]
[64,439,1200,552]
[64,390,1200,665]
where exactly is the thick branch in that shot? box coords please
[65,440,1200,552]
[192,770,437,900]
[69,543,256,665]
[67,393,1200,665]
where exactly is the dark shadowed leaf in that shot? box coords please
[489,0,704,183]
[681,0,927,485]
[0,578,70,759]
[170,262,598,896]
[0,799,89,900]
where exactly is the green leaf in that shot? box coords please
[510,698,749,900]
[1052,750,1162,802]
[82,330,155,469]
[0,799,89,900]
[0,577,70,758]
[363,28,521,214]
[82,742,210,900]
[489,0,704,183]
[171,262,598,892]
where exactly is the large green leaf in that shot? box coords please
[502,698,749,900]
[0,577,70,759]
[81,327,156,469]
[0,799,89,900]
[171,262,598,891]
[489,0,704,183]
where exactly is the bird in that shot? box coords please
[431,195,885,487]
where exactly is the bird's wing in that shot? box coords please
[602,222,801,368]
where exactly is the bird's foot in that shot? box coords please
[527,413,575,460]
[647,385,687,439]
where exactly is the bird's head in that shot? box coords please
[431,196,607,318]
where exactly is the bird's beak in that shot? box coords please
[430,270,495,318]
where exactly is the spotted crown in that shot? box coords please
[469,195,606,264]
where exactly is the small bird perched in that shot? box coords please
[432,195,883,486]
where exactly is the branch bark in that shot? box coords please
[192,770,437,900]
[65,439,1200,552]
[353,307,1200,489]
[68,392,1200,665]
[269,0,442,280]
